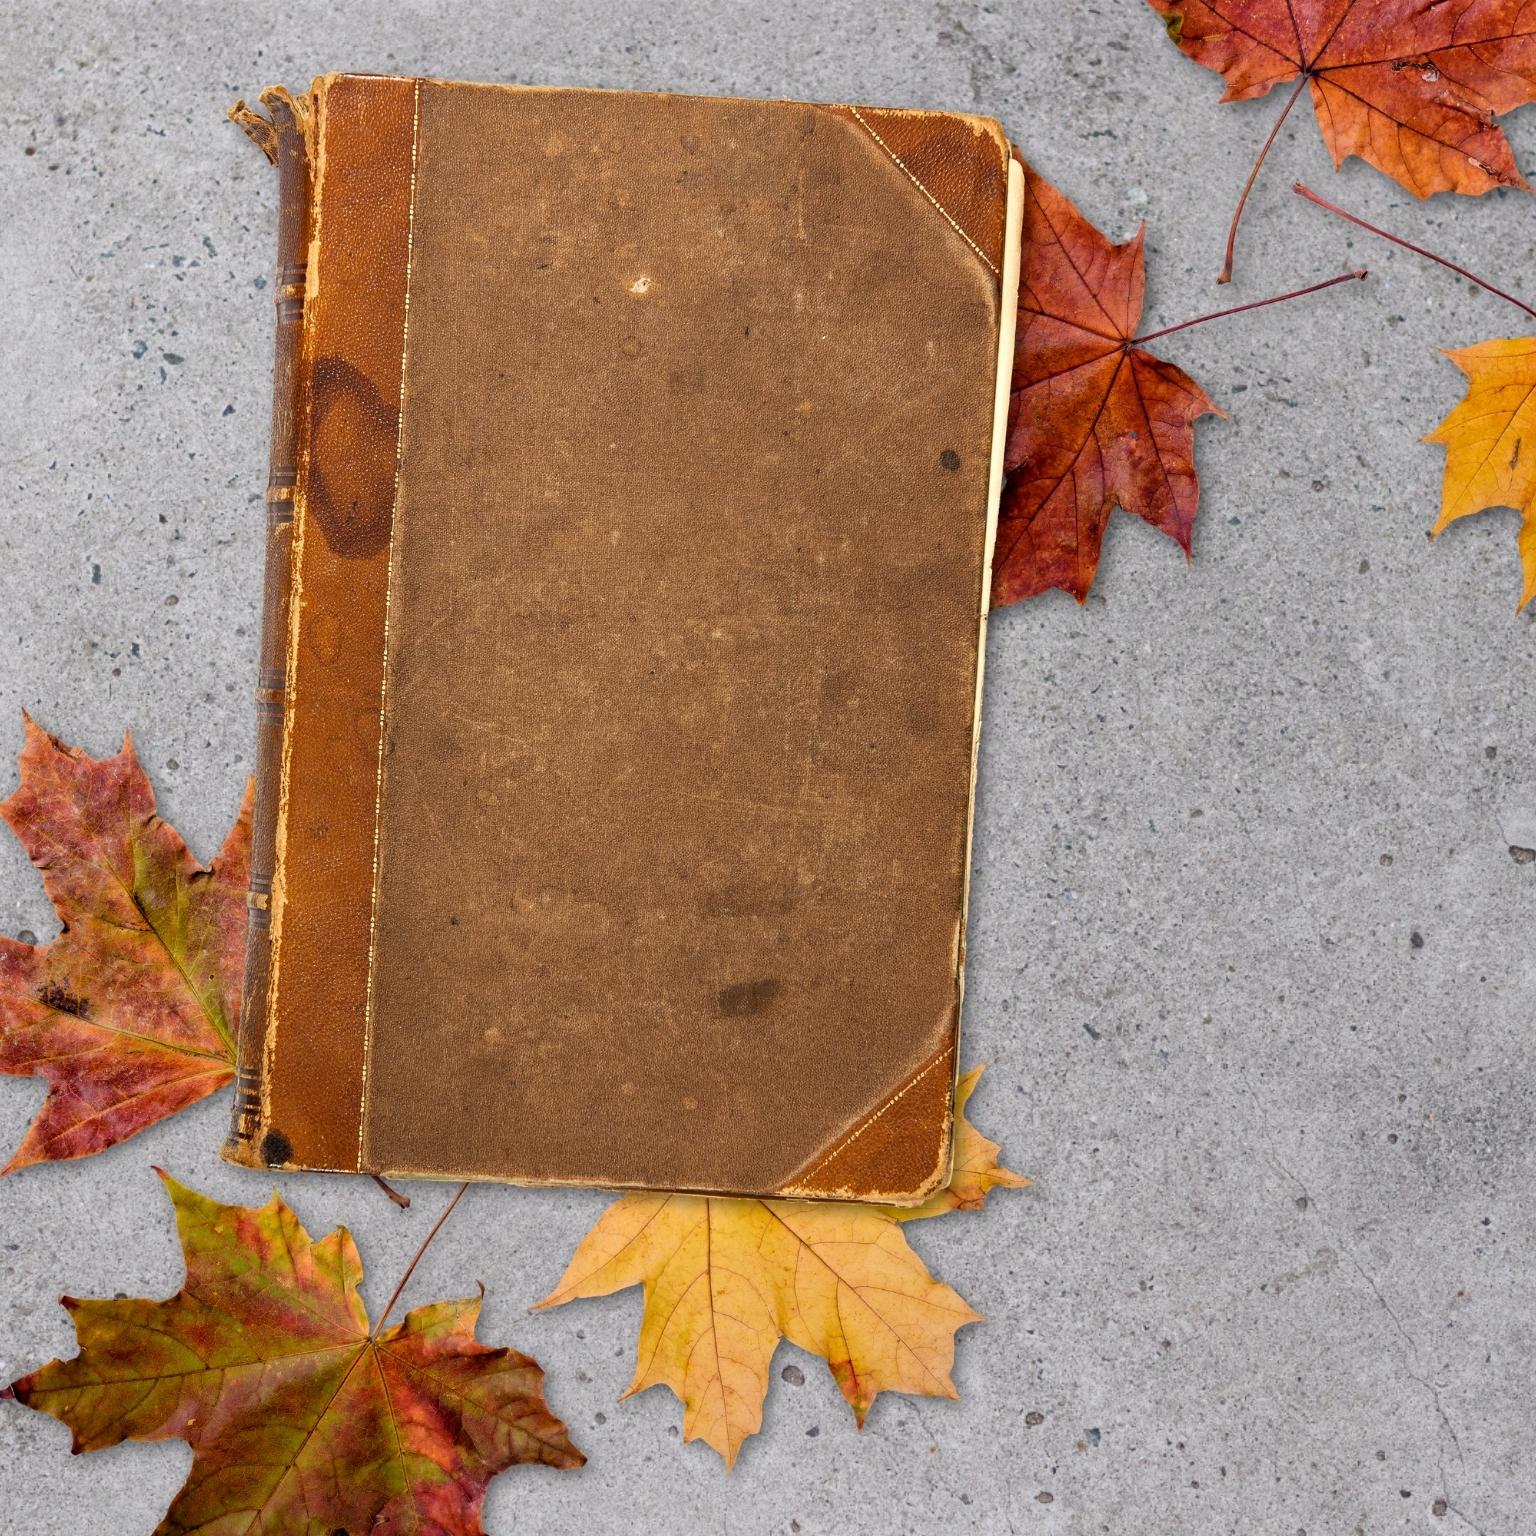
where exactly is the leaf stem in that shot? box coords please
[373,1181,469,1338]
[371,1173,412,1210]
[1293,182,1536,322]
[1219,71,1310,285]
[1133,267,1367,345]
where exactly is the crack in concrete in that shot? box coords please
[1247,1089,1485,1535]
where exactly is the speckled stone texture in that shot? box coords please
[1,2,1532,1532]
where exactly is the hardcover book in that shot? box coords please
[223,73,1022,1203]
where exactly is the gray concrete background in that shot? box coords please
[1,1,1532,1532]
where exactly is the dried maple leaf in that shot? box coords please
[536,1065,1028,1468]
[1148,0,1536,279]
[993,163,1223,606]
[8,1171,582,1532]
[1427,338,1536,604]
[0,716,248,1171]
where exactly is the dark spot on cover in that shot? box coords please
[939,448,961,471]
[259,1128,294,1167]
[819,667,857,713]
[717,977,781,1016]
[307,355,400,559]
[38,981,89,1018]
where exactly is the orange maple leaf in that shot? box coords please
[1426,338,1536,605]
[1149,0,1536,279]
[0,716,248,1170]
[535,1065,1029,1468]
[993,164,1223,606]
[8,1172,582,1532]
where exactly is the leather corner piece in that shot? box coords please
[219,1134,266,1171]
[821,103,1009,280]
[777,1039,958,1204]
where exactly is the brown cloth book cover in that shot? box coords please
[223,73,1023,1203]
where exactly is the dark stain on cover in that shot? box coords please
[307,356,400,559]
[259,1128,294,1167]
[718,978,782,1017]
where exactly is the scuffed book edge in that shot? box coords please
[222,85,321,1171]
[776,152,1024,1205]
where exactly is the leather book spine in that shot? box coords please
[223,88,314,1165]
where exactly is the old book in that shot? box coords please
[223,73,1022,1203]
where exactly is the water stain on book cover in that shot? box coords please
[308,355,399,559]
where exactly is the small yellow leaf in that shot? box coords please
[1425,338,1536,608]
[895,1064,1032,1222]
[536,1063,1028,1467]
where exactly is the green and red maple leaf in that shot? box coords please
[8,1172,582,1532]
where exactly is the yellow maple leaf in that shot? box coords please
[894,1064,1030,1221]
[535,1064,1028,1467]
[1425,338,1536,608]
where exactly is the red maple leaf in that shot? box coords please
[993,164,1223,606]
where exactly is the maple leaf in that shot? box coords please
[0,716,248,1171]
[993,163,1223,605]
[1148,0,1536,279]
[1426,338,1536,605]
[8,1171,582,1533]
[536,1065,1028,1468]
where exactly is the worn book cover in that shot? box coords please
[223,73,1023,1203]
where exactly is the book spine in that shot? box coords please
[224,88,314,1166]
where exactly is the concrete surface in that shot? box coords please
[1,2,1533,1532]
